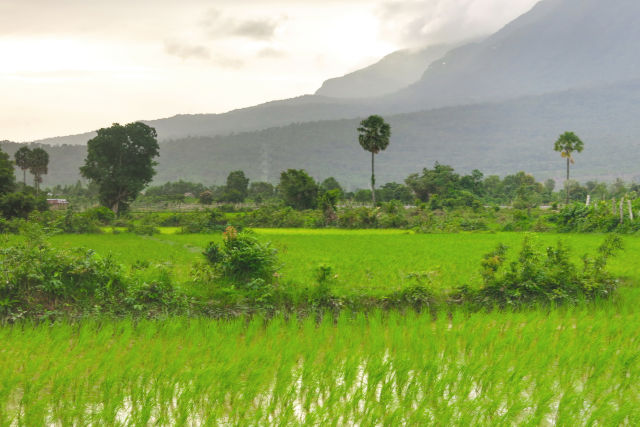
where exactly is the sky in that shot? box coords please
[0,0,540,142]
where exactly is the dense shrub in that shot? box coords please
[458,235,623,308]
[0,227,185,320]
[180,209,228,233]
[203,227,279,286]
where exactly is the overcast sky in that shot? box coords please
[0,0,540,141]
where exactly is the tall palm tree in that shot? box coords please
[29,147,49,195]
[358,115,391,205]
[553,131,584,204]
[14,146,32,187]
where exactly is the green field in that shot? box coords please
[9,229,640,296]
[2,229,640,424]
[2,308,640,425]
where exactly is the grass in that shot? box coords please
[10,229,640,297]
[2,229,640,424]
[2,307,640,424]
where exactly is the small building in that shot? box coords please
[46,199,69,210]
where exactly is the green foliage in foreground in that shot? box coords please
[457,235,622,308]
[0,226,624,320]
[2,308,640,425]
[0,227,186,320]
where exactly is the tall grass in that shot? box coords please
[1,306,639,425]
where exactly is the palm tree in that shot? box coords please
[553,131,584,204]
[29,147,49,195]
[358,115,391,205]
[14,146,32,187]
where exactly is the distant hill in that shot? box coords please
[315,44,454,98]
[10,0,640,189]
[5,79,640,189]
[391,0,640,110]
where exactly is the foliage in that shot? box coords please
[0,227,185,319]
[463,235,622,308]
[0,147,16,195]
[80,122,160,215]
[279,169,318,210]
[28,147,49,194]
[203,227,279,286]
[220,170,250,203]
[0,192,47,219]
[248,181,275,203]
[13,146,31,186]
[180,209,228,233]
[358,115,391,204]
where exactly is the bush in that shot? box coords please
[84,206,115,225]
[460,235,623,308]
[54,208,103,234]
[0,226,185,320]
[203,226,279,286]
[180,209,228,233]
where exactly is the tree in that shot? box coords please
[405,163,460,202]
[29,147,49,195]
[80,122,159,215]
[279,169,318,210]
[248,181,275,203]
[221,170,249,203]
[0,147,16,195]
[554,131,584,204]
[358,115,391,205]
[14,146,32,187]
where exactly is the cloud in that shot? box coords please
[164,40,211,60]
[200,9,283,41]
[163,39,244,67]
[257,47,286,59]
[377,0,540,47]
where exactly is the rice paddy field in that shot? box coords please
[2,229,640,424]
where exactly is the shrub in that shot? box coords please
[203,226,279,286]
[84,206,116,224]
[180,209,228,233]
[462,235,623,308]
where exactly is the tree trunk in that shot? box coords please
[565,157,570,205]
[371,151,376,206]
[23,169,26,186]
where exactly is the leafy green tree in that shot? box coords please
[29,147,49,195]
[221,170,249,203]
[554,131,584,204]
[358,115,391,205]
[279,169,318,210]
[80,122,159,215]
[405,163,460,202]
[378,182,413,204]
[0,147,16,195]
[248,181,275,203]
[14,146,32,187]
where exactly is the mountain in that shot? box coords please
[29,95,375,146]
[10,0,640,188]
[29,0,640,148]
[5,79,640,189]
[315,44,454,99]
[392,0,640,110]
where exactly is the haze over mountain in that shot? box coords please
[7,0,640,188]
[315,43,455,99]
[391,0,640,110]
[5,78,640,189]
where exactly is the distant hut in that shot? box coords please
[46,199,69,210]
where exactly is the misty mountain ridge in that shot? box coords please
[5,0,640,189]
[21,0,640,147]
[314,43,457,99]
[5,78,640,189]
